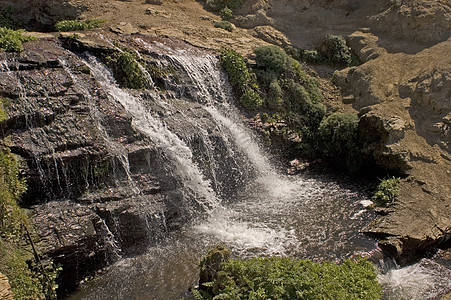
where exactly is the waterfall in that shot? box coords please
[82,54,219,214]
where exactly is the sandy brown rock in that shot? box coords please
[0,273,14,300]
[335,38,451,261]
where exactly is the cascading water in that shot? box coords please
[67,40,450,299]
[82,54,219,215]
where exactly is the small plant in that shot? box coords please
[0,27,36,52]
[105,51,150,89]
[240,88,263,110]
[214,20,234,32]
[373,177,401,207]
[219,48,250,90]
[206,0,245,11]
[219,6,233,20]
[55,19,105,32]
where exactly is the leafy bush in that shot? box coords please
[320,34,353,66]
[319,113,361,171]
[55,19,105,32]
[220,7,233,20]
[105,51,150,89]
[240,89,263,110]
[267,80,283,109]
[0,7,22,29]
[0,27,36,52]
[206,0,245,11]
[214,20,234,32]
[301,49,326,64]
[372,177,401,207]
[255,45,289,75]
[219,48,250,90]
[195,253,381,299]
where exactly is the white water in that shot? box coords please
[378,257,451,299]
[68,46,450,299]
[83,54,218,213]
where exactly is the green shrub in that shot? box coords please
[320,34,353,66]
[372,177,401,207]
[0,97,10,122]
[214,20,234,32]
[0,7,22,29]
[301,49,326,64]
[255,45,289,75]
[105,51,150,89]
[0,150,27,236]
[219,7,233,20]
[196,254,381,299]
[267,80,283,109]
[55,19,105,32]
[240,88,263,110]
[206,0,245,11]
[0,27,36,52]
[219,48,250,90]
[319,113,361,170]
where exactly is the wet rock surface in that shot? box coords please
[0,35,243,294]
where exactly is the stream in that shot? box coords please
[67,42,450,299]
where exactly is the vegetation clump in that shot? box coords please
[105,51,150,89]
[0,97,10,122]
[255,45,289,75]
[206,0,245,11]
[214,20,234,32]
[0,149,60,299]
[55,19,105,32]
[219,48,250,89]
[372,177,401,207]
[240,88,263,110]
[298,34,359,67]
[219,45,333,160]
[320,34,353,66]
[0,27,36,52]
[319,113,361,171]
[193,247,381,299]
[0,7,22,30]
[219,7,234,20]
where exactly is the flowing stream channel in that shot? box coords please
[67,45,450,300]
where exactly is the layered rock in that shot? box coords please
[0,33,243,293]
[335,37,451,262]
[0,0,86,31]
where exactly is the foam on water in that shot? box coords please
[378,258,451,299]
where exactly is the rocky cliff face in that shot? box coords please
[0,33,245,293]
[1,0,86,31]
[335,34,451,261]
